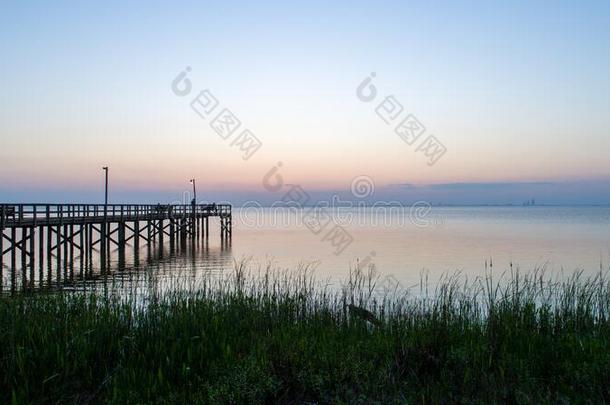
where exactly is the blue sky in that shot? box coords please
[1,1,609,204]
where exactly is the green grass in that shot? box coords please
[2,264,610,404]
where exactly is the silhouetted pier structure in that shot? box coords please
[0,203,232,292]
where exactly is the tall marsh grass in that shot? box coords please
[1,263,610,403]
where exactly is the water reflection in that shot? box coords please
[1,237,233,294]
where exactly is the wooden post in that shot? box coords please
[56,226,61,282]
[159,219,164,245]
[157,220,164,259]
[21,228,27,290]
[134,221,140,251]
[107,223,112,261]
[180,218,187,243]
[84,224,89,278]
[63,224,69,279]
[11,228,16,292]
[69,224,74,278]
[39,225,44,285]
[0,226,3,291]
[29,226,35,288]
[118,222,125,245]
[87,224,93,276]
[169,219,175,250]
[79,224,84,278]
[46,226,52,275]
[118,222,125,269]
[191,215,196,240]
[58,206,63,280]
[100,222,106,272]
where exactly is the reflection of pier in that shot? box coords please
[0,203,232,292]
[64,240,233,293]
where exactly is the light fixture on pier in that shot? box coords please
[189,178,197,205]
[102,167,109,207]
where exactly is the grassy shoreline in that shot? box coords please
[2,266,610,403]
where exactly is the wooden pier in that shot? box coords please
[0,203,232,292]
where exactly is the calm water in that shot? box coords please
[2,206,610,292]
[233,206,610,287]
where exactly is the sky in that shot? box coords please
[1,1,609,204]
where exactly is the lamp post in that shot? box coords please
[190,178,197,205]
[102,167,109,207]
[189,178,197,236]
[101,166,109,269]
